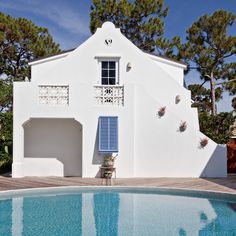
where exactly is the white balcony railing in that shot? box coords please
[94,85,124,106]
[39,85,69,106]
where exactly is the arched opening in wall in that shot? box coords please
[24,118,82,177]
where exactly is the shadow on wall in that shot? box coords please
[92,123,104,177]
[24,118,82,177]
[200,145,227,178]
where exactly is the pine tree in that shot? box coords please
[90,0,181,58]
[183,10,236,115]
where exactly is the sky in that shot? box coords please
[0,0,235,112]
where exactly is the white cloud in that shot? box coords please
[0,0,89,36]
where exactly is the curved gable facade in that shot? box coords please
[12,22,226,178]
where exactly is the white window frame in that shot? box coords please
[95,57,120,85]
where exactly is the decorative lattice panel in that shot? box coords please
[94,85,124,106]
[39,85,69,106]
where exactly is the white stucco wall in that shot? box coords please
[146,53,185,86]
[12,22,226,178]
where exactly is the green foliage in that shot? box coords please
[184,10,236,79]
[183,10,236,115]
[0,80,12,111]
[199,112,235,144]
[217,63,236,96]
[155,35,182,60]
[90,0,181,58]
[0,12,60,172]
[188,84,222,113]
[0,11,60,82]
[0,112,12,170]
[232,97,236,112]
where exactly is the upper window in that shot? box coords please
[101,61,117,85]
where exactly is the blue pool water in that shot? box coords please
[0,188,236,236]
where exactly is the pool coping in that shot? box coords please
[0,186,235,201]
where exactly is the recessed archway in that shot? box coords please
[24,118,82,176]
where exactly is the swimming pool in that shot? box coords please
[0,187,235,235]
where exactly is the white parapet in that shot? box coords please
[94,85,124,106]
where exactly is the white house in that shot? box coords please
[12,22,226,178]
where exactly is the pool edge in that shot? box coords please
[0,185,235,200]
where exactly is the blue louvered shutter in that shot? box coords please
[99,116,118,153]
[99,117,109,151]
[109,117,118,151]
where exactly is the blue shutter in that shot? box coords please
[109,117,118,151]
[99,117,109,151]
[99,116,118,153]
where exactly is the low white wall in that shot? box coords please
[199,143,227,177]
[23,158,64,176]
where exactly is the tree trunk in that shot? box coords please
[210,71,216,116]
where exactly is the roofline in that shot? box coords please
[28,47,187,68]
[143,50,187,67]
[29,48,75,65]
